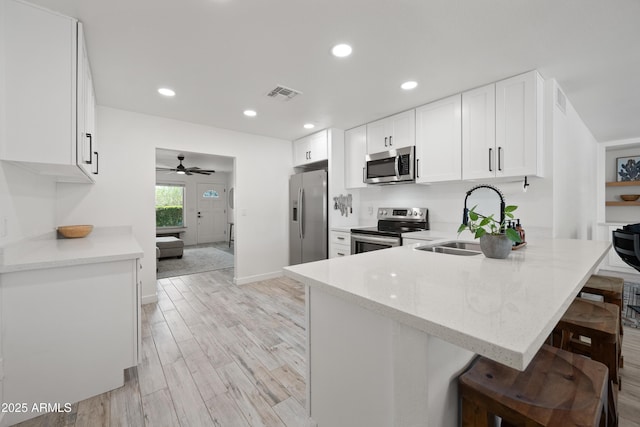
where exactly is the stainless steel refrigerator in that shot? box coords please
[289,169,328,265]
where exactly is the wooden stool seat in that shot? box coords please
[459,344,608,427]
[582,274,624,336]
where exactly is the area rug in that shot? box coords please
[157,243,234,279]
[623,282,640,328]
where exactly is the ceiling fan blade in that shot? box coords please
[191,170,212,175]
[155,167,176,171]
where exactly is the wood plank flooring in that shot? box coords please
[13,268,640,426]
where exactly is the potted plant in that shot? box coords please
[458,205,522,259]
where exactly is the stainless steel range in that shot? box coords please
[351,207,429,254]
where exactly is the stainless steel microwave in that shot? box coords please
[364,146,415,184]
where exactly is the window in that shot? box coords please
[202,190,219,198]
[155,184,185,228]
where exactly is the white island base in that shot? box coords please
[308,286,474,427]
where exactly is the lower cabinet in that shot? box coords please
[330,231,351,258]
[0,258,140,426]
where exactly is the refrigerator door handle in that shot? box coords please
[299,188,304,239]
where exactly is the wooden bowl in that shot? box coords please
[57,225,94,238]
[620,194,640,202]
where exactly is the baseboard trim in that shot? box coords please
[141,293,158,305]
[234,271,283,285]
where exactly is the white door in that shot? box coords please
[197,183,227,244]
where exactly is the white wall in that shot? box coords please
[155,169,231,246]
[56,106,292,302]
[0,161,57,246]
[549,80,598,239]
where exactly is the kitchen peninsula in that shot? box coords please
[283,238,611,427]
[0,227,143,426]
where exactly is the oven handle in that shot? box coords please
[395,155,400,178]
[352,234,401,245]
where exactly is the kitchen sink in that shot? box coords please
[415,240,482,256]
[437,241,482,251]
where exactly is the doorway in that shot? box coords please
[155,148,235,279]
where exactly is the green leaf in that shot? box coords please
[469,211,479,221]
[457,224,467,233]
[505,212,514,219]
[479,217,491,227]
[475,228,486,239]
[504,205,518,213]
[505,227,522,243]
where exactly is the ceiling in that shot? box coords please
[26,0,640,143]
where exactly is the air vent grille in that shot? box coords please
[266,85,302,101]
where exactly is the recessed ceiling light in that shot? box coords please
[331,43,352,58]
[304,123,315,129]
[158,87,176,97]
[243,109,257,117]
[401,81,418,90]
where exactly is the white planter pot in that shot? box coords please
[479,234,512,259]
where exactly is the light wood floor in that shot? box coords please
[13,269,640,426]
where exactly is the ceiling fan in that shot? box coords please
[156,155,216,175]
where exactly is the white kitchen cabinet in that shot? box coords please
[344,125,367,189]
[495,70,543,178]
[462,71,543,180]
[366,110,415,154]
[329,230,351,258]
[76,23,99,176]
[293,129,328,167]
[0,0,94,183]
[0,259,140,426]
[462,83,496,180]
[415,94,462,183]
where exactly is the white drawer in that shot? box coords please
[330,243,350,258]
[330,231,351,245]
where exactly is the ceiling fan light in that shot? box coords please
[176,170,186,175]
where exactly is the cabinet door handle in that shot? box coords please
[337,252,345,256]
[308,150,311,160]
[337,236,345,241]
[384,137,388,147]
[389,135,393,146]
[498,146,503,171]
[362,167,365,183]
[93,151,99,175]
[488,148,493,172]
[85,133,93,165]
[416,158,420,179]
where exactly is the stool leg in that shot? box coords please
[461,396,493,427]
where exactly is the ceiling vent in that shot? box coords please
[266,85,302,101]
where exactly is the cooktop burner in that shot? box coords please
[351,207,429,236]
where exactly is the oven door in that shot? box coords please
[351,233,401,254]
[365,146,415,184]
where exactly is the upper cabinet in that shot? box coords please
[366,110,415,154]
[462,71,543,180]
[415,94,462,183]
[293,129,328,167]
[0,0,97,183]
[344,125,367,189]
[461,83,497,180]
[495,71,543,178]
[77,23,98,176]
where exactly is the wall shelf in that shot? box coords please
[606,181,640,187]
[606,201,640,206]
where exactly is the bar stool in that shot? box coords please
[459,344,608,427]
[581,274,625,368]
[581,274,624,336]
[553,297,620,426]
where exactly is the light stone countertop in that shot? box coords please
[284,237,611,370]
[0,226,143,273]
